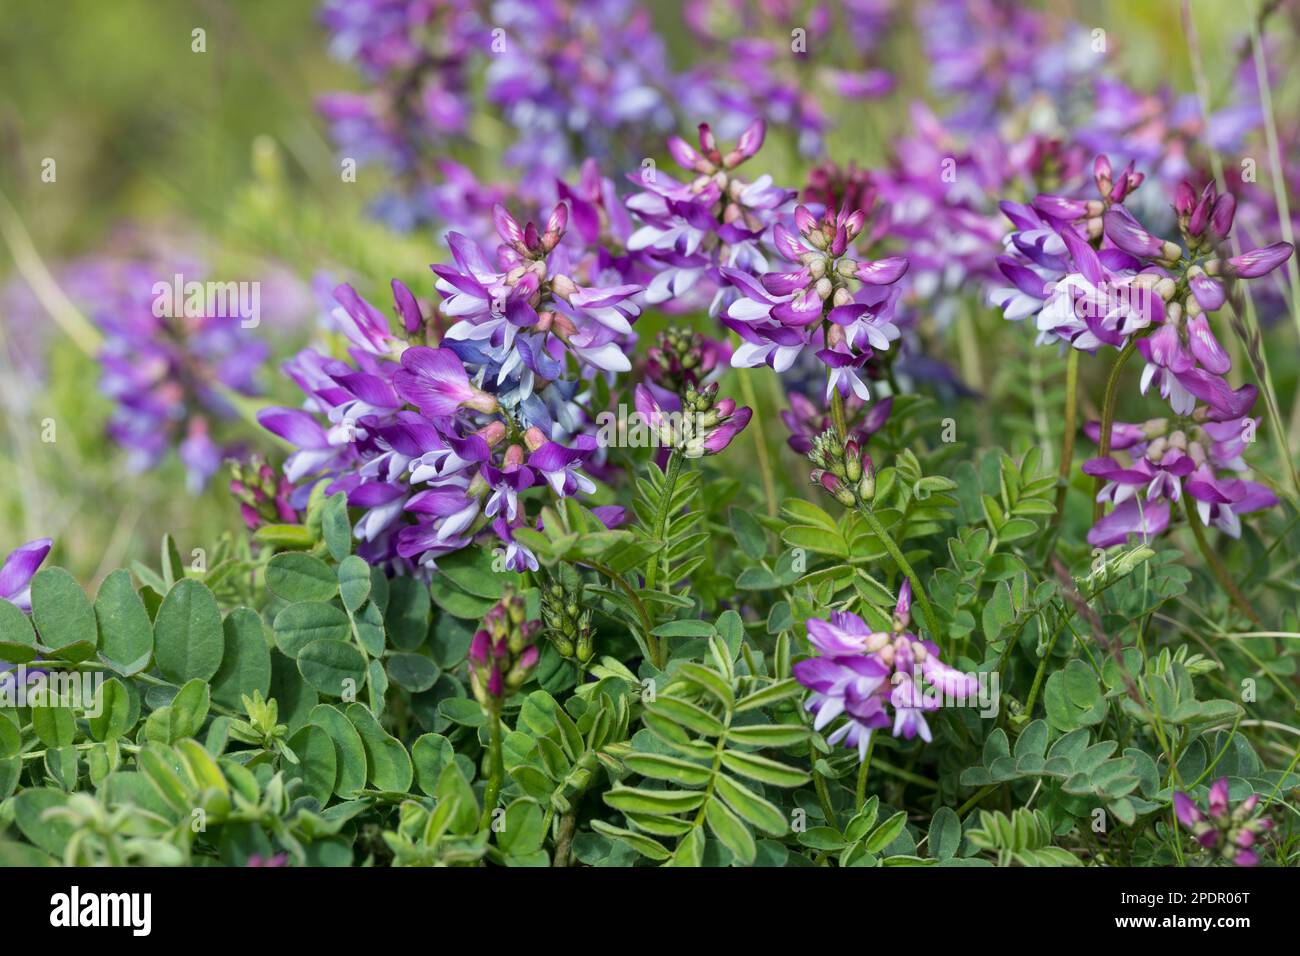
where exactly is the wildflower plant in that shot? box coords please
[4,0,1300,880]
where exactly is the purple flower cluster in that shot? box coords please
[794,582,979,759]
[262,200,633,573]
[993,155,1292,546]
[73,252,300,490]
[723,200,908,401]
[678,0,894,157]
[626,120,792,315]
[319,0,690,232]
[468,589,540,707]
[1174,778,1273,867]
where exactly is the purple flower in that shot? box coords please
[1084,404,1277,547]
[626,120,794,315]
[434,202,642,374]
[1173,777,1273,867]
[721,202,908,397]
[0,538,53,613]
[794,585,978,760]
[393,346,498,418]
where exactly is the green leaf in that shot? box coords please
[604,786,706,816]
[321,492,352,562]
[13,788,75,856]
[87,679,132,742]
[623,752,712,786]
[153,580,224,683]
[1014,720,1049,760]
[412,733,454,797]
[429,574,495,619]
[0,713,21,758]
[273,602,351,659]
[435,761,480,834]
[385,652,439,693]
[645,696,726,737]
[651,619,716,639]
[1044,660,1106,731]
[665,827,705,866]
[728,507,768,560]
[713,772,787,835]
[719,751,809,787]
[31,568,97,652]
[297,639,368,697]
[266,553,338,604]
[865,810,909,853]
[211,608,273,709]
[344,703,413,793]
[0,598,38,663]
[436,548,507,600]
[927,807,961,861]
[284,724,337,805]
[797,826,847,850]
[349,600,387,657]
[725,724,809,748]
[497,799,546,857]
[385,577,431,650]
[308,704,367,798]
[672,663,734,706]
[589,820,670,861]
[93,569,153,675]
[170,679,211,737]
[735,679,803,712]
[705,794,756,865]
[337,555,372,612]
[32,705,76,748]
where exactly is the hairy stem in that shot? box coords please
[479,705,504,829]
[552,808,577,867]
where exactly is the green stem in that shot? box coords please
[812,765,841,834]
[854,735,876,811]
[581,559,657,667]
[1093,339,1137,523]
[1044,348,1079,552]
[737,370,779,517]
[1024,608,1068,716]
[644,450,684,595]
[552,808,577,867]
[829,382,848,441]
[956,783,998,818]
[479,705,504,829]
[857,505,941,645]
[1183,498,1263,625]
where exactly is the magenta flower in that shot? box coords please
[468,591,541,708]
[1173,778,1273,867]
[393,346,499,418]
[1083,405,1277,548]
[794,582,979,760]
